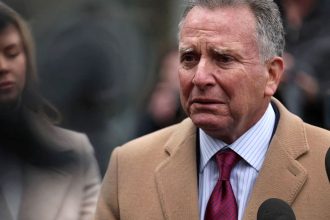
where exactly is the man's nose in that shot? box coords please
[192,58,215,89]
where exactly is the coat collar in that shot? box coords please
[18,161,73,220]
[16,124,77,220]
[243,98,309,220]
[154,118,200,220]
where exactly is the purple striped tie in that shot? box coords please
[205,150,241,220]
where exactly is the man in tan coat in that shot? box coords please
[95,0,330,219]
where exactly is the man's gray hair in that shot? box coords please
[178,0,285,62]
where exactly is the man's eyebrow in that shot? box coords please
[210,47,243,59]
[211,47,233,54]
[179,47,195,54]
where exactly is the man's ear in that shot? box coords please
[264,57,284,96]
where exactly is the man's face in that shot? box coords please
[179,6,283,143]
[0,24,26,105]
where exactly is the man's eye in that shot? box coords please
[214,53,235,64]
[180,53,199,68]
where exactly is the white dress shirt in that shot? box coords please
[199,104,276,220]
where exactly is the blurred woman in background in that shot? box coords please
[0,2,100,220]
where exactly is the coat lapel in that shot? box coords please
[154,119,199,220]
[18,163,72,220]
[243,99,309,220]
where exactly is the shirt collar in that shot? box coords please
[199,104,276,172]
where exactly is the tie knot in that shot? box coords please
[215,150,240,181]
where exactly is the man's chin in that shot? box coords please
[190,114,230,131]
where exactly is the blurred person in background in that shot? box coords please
[3,0,180,175]
[136,48,185,136]
[0,2,100,220]
[37,1,127,176]
[275,0,330,129]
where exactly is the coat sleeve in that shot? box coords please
[94,147,120,220]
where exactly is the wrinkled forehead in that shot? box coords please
[179,6,257,41]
